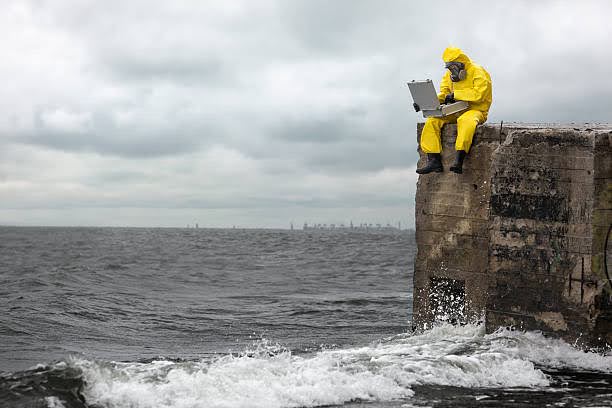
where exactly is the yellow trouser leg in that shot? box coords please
[420,116,453,154]
[456,110,485,153]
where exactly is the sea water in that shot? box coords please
[1,227,610,407]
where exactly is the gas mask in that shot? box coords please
[445,61,466,82]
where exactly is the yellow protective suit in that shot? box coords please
[420,47,492,154]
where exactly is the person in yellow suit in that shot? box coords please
[415,46,492,174]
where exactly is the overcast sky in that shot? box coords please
[1,0,611,228]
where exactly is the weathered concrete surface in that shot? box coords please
[413,123,503,328]
[413,123,612,347]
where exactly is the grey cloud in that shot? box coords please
[108,56,230,84]
[1,194,411,212]
[270,116,366,144]
[277,0,442,56]
[87,169,161,185]
[2,0,612,227]
[244,105,415,174]
[21,110,211,158]
[249,135,413,175]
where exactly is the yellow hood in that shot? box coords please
[442,46,471,65]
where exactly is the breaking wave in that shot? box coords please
[2,324,611,408]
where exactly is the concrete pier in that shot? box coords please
[412,123,612,347]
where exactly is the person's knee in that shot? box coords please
[457,114,477,126]
[460,111,483,123]
[424,117,444,129]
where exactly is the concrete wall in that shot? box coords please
[412,123,612,347]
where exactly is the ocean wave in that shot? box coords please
[3,324,611,408]
[71,324,612,407]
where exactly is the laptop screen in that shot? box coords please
[407,80,440,110]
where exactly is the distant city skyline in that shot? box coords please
[180,219,409,230]
[302,221,404,230]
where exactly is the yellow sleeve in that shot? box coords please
[454,71,489,102]
[438,72,452,102]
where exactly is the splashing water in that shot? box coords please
[56,324,609,408]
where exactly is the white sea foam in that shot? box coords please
[72,324,611,408]
[45,396,66,408]
[485,327,612,372]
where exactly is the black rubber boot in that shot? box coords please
[416,153,443,174]
[450,150,467,174]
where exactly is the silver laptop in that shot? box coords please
[407,79,468,118]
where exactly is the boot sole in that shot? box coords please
[416,167,444,174]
